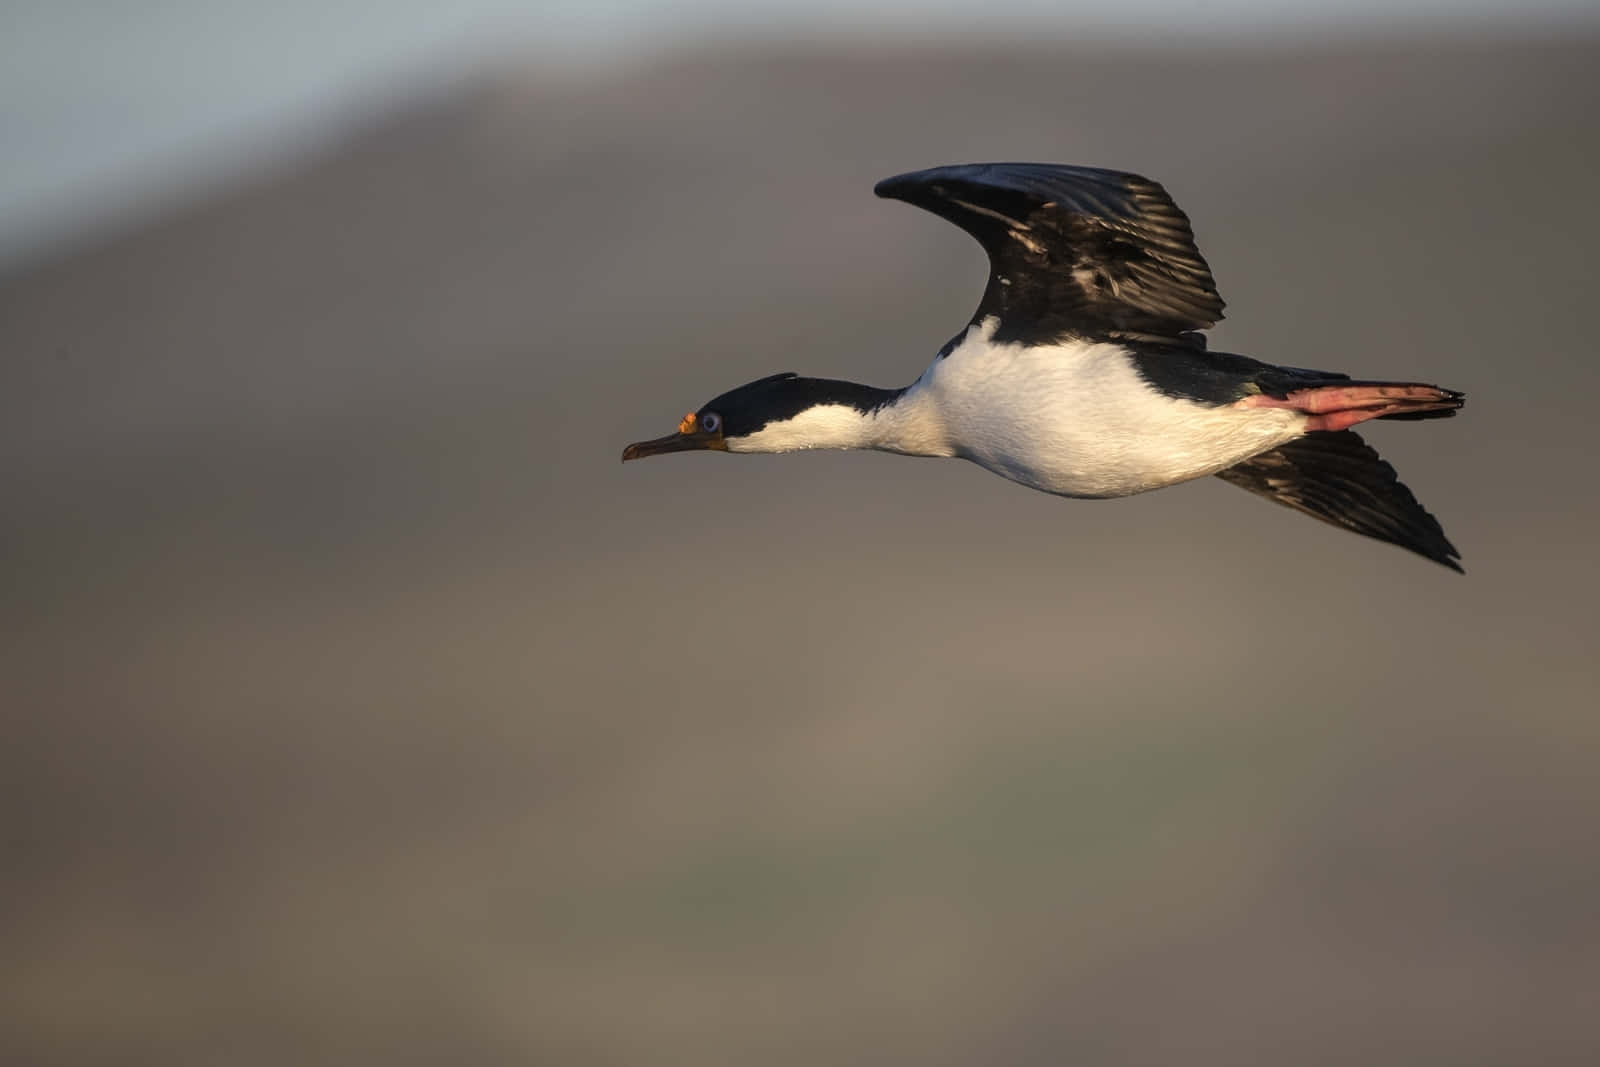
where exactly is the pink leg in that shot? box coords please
[1237,383,1462,431]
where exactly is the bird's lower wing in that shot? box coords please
[1216,430,1462,571]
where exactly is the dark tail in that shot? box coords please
[1216,430,1462,572]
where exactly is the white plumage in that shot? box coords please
[731,317,1306,499]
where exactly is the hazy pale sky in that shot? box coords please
[0,0,1591,265]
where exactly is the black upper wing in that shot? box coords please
[875,163,1225,345]
[1215,430,1462,572]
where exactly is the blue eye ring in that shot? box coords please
[700,412,721,433]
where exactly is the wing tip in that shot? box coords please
[873,174,908,200]
[1407,524,1465,573]
[874,163,978,200]
[1218,430,1465,574]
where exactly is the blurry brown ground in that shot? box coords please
[4,33,1599,1066]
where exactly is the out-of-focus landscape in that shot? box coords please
[4,12,1599,1065]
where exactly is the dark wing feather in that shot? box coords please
[875,163,1224,344]
[1216,431,1462,572]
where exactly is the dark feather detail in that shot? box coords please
[876,162,1224,346]
[1216,431,1462,572]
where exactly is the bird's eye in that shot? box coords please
[700,412,721,433]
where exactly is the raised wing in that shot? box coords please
[875,163,1224,345]
[1216,430,1462,571]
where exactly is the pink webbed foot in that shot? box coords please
[1237,382,1464,431]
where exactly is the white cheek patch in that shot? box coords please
[726,405,877,453]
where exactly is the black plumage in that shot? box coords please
[875,162,1224,346]
[1215,430,1463,571]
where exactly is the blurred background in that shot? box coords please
[4,2,1599,1063]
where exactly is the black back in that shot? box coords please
[876,163,1225,346]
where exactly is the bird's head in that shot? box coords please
[622,373,901,460]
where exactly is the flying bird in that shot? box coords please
[623,163,1464,570]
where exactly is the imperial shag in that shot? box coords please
[623,163,1464,570]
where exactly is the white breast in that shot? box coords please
[907,319,1307,498]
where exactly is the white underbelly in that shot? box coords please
[922,327,1307,498]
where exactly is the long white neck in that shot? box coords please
[726,381,951,457]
